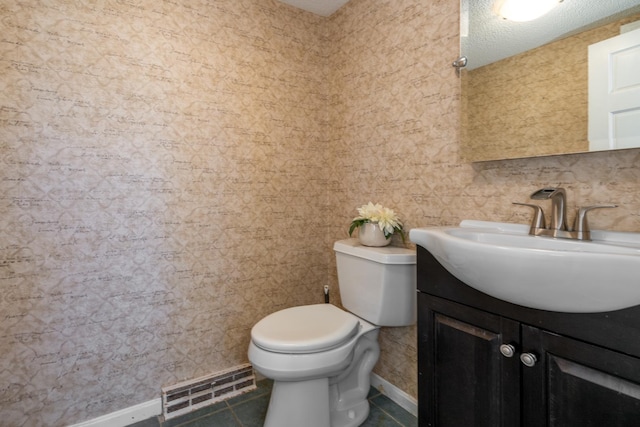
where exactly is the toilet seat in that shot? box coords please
[251,304,360,354]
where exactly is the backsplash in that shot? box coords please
[1,0,640,425]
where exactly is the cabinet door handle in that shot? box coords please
[499,344,516,358]
[520,352,538,367]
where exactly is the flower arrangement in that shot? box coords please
[348,202,405,243]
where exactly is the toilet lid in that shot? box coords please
[251,304,360,353]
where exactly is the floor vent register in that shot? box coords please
[161,363,257,420]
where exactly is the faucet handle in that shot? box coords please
[513,203,546,234]
[573,205,618,240]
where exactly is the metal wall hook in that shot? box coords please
[452,56,467,68]
[452,56,467,76]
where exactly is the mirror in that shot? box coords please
[460,0,640,162]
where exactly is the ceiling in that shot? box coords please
[277,0,350,17]
[464,0,640,69]
[277,0,640,70]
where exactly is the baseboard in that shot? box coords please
[370,373,418,417]
[66,398,162,427]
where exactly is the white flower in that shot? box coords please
[355,202,383,222]
[377,206,402,235]
[349,202,405,241]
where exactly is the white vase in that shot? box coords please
[358,223,392,247]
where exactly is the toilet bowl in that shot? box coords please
[248,238,416,427]
[249,304,379,427]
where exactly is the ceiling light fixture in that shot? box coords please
[494,0,562,22]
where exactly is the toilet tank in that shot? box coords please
[333,238,416,326]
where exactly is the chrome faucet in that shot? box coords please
[530,188,567,231]
[514,187,617,241]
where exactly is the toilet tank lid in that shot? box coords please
[333,238,415,265]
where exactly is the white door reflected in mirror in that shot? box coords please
[589,27,640,151]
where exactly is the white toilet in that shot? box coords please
[248,238,416,427]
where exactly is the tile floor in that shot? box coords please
[131,379,417,427]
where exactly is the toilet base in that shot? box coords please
[330,397,369,427]
[263,377,372,427]
[264,378,331,427]
[258,328,380,427]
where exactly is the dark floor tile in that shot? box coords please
[254,378,273,394]
[360,404,403,427]
[370,394,417,427]
[368,386,382,399]
[162,401,229,427]
[230,393,270,427]
[226,379,272,407]
[181,408,240,427]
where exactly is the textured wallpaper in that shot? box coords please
[0,1,329,425]
[327,0,461,398]
[2,0,640,426]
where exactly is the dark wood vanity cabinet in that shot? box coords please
[419,294,520,426]
[417,246,640,427]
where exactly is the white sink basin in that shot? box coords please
[410,220,640,313]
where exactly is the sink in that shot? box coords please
[409,220,640,313]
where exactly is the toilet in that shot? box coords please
[248,238,416,427]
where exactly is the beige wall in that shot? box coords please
[0,1,329,425]
[1,0,640,425]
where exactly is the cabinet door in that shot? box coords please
[418,294,520,427]
[522,325,640,426]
